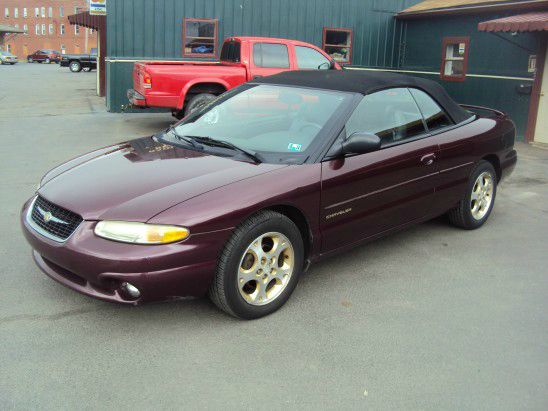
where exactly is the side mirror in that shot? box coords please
[318,60,337,70]
[342,132,381,155]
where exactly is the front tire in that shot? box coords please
[209,211,304,319]
[69,61,82,72]
[448,160,497,229]
[27,57,33,63]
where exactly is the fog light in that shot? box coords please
[120,282,141,299]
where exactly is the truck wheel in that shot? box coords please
[209,211,304,319]
[27,57,33,63]
[448,160,497,230]
[69,61,82,72]
[184,93,217,116]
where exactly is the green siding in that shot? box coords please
[105,1,540,140]
[395,13,539,140]
[106,0,418,112]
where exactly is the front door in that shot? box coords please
[248,42,294,80]
[320,88,439,252]
[534,47,548,144]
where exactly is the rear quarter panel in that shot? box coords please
[138,63,247,109]
[435,115,516,212]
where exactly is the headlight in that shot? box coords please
[94,221,189,244]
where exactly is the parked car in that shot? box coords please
[59,48,97,72]
[21,70,517,319]
[27,49,61,64]
[127,36,341,118]
[0,50,18,64]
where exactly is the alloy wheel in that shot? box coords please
[470,171,494,220]
[237,232,295,306]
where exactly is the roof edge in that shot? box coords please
[397,0,548,19]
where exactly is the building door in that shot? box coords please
[534,47,548,144]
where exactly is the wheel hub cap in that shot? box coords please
[470,171,494,220]
[237,232,294,306]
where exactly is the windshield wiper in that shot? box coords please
[187,136,264,164]
[166,126,202,149]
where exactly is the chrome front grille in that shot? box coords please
[29,196,82,241]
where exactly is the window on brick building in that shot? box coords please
[35,24,39,35]
[23,8,27,18]
[23,24,28,34]
[60,6,64,17]
[4,8,9,18]
[35,8,39,17]
[75,25,80,35]
[14,8,18,18]
[41,7,45,18]
[60,24,65,35]
[49,24,54,35]
[41,24,46,35]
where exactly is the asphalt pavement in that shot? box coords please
[0,63,547,410]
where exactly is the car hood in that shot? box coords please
[38,136,286,221]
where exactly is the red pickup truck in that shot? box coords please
[127,36,341,118]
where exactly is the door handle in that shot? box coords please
[420,153,436,166]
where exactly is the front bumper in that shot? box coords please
[21,197,230,304]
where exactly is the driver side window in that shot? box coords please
[345,88,426,145]
[295,46,331,70]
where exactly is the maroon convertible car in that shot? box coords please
[21,71,517,319]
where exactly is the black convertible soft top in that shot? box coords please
[253,70,472,124]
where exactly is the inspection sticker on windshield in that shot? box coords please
[287,143,302,152]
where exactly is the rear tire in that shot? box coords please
[448,160,497,229]
[27,57,33,63]
[69,61,82,72]
[184,93,217,116]
[209,211,304,319]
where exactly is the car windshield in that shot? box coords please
[168,84,352,163]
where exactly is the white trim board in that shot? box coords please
[346,67,534,82]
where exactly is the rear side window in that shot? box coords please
[295,46,331,69]
[253,43,289,68]
[345,88,426,144]
[409,88,453,131]
[220,40,241,63]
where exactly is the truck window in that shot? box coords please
[295,46,331,69]
[220,40,240,63]
[253,43,289,68]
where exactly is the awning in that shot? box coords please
[67,11,105,31]
[0,24,26,34]
[478,11,548,32]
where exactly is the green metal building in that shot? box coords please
[104,0,548,142]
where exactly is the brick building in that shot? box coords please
[0,0,97,57]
